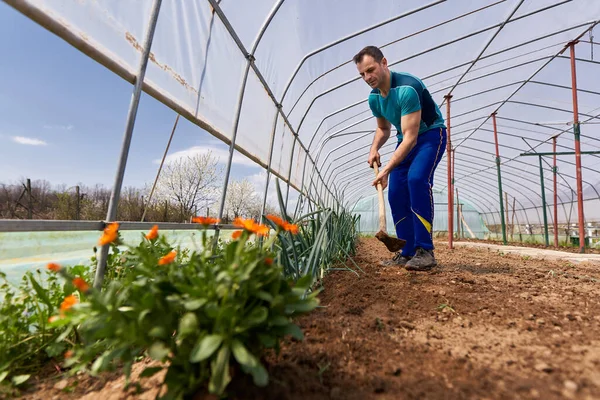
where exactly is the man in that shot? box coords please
[353,45,447,271]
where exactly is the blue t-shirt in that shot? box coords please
[368,71,446,141]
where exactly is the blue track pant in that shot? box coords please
[388,127,447,257]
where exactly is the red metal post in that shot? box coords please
[492,112,507,244]
[569,41,586,253]
[445,94,453,249]
[553,137,559,247]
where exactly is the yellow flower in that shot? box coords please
[158,251,177,265]
[145,225,159,240]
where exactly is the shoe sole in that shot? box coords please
[405,262,437,271]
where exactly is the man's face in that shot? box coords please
[356,55,387,89]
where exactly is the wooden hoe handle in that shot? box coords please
[373,164,386,232]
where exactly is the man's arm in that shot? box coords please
[372,109,420,189]
[368,117,391,168]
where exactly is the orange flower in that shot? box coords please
[60,295,78,312]
[145,225,159,240]
[99,222,119,246]
[233,217,270,237]
[73,277,90,293]
[283,222,299,235]
[192,216,220,225]
[64,350,73,359]
[158,251,177,265]
[266,214,286,228]
[47,263,61,273]
[264,257,273,266]
[231,230,243,240]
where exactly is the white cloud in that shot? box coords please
[43,124,73,131]
[12,136,47,146]
[156,145,259,167]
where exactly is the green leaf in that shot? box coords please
[178,313,198,337]
[140,366,163,378]
[257,333,276,348]
[295,274,313,290]
[148,342,170,361]
[183,298,207,311]
[0,371,8,383]
[28,275,53,311]
[11,374,30,386]
[255,291,273,302]
[189,334,223,363]
[138,309,151,324]
[45,341,67,358]
[149,326,167,339]
[268,315,289,326]
[282,323,304,340]
[208,346,231,395]
[231,339,257,368]
[248,363,269,387]
[286,299,318,313]
[244,306,268,326]
[205,302,219,319]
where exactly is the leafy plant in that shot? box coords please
[0,263,91,389]
[50,220,320,399]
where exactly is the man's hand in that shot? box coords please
[368,149,381,168]
[372,167,389,190]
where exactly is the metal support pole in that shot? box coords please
[491,112,507,245]
[569,41,586,253]
[94,0,162,290]
[260,111,280,221]
[75,185,80,220]
[452,148,456,238]
[538,155,550,247]
[26,178,32,219]
[285,137,298,210]
[444,94,453,248]
[142,114,180,222]
[215,59,252,241]
[456,187,460,239]
[553,137,559,247]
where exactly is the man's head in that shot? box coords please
[353,46,389,90]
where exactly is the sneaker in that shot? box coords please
[405,248,437,271]
[380,252,412,267]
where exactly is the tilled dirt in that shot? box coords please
[17,238,600,400]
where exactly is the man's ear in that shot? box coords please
[381,57,388,68]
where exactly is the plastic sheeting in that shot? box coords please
[7,0,600,228]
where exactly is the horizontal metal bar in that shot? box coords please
[0,219,237,233]
[520,151,600,156]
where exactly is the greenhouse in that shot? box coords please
[1,0,600,399]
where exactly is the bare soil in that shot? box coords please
[16,238,600,400]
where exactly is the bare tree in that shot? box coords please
[152,152,222,221]
[224,178,261,220]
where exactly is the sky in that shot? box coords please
[0,2,285,208]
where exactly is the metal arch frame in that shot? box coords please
[291,4,582,135]
[93,0,163,289]
[452,102,600,187]
[289,1,510,114]
[206,0,339,218]
[300,29,595,180]
[439,0,525,106]
[315,96,591,193]
[280,0,446,106]
[297,23,588,196]
[454,22,599,150]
